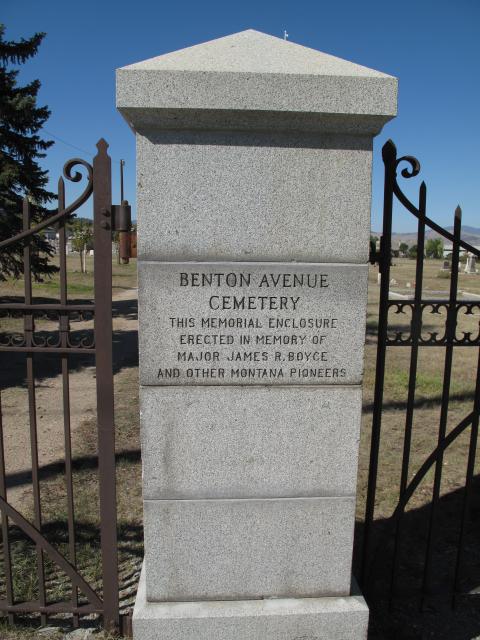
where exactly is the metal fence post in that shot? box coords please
[93,138,119,631]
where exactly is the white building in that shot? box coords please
[443,244,480,257]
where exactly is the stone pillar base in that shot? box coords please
[133,563,368,640]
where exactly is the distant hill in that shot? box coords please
[372,226,480,249]
[446,225,480,235]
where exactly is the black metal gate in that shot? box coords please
[360,140,480,631]
[0,140,130,632]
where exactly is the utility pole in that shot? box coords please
[120,159,125,201]
[118,159,130,264]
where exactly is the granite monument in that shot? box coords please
[117,29,397,639]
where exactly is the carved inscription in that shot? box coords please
[139,263,367,385]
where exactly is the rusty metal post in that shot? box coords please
[113,200,132,264]
[119,232,130,264]
[23,198,48,626]
[93,138,119,632]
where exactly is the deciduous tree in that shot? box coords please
[71,220,93,273]
[408,244,418,259]
[425,238,444,259]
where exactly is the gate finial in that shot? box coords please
[96,138,109,155]
[419,181,426,201]
[382,139,397,164]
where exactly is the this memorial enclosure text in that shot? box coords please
[144,265,366,385]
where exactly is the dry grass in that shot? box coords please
[356,258,480,639]
[0,619,118,639]
[0,367,141,638]
[358,259,480,519]
[0,259,139,637]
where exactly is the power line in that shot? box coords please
[41,128,128,204]
[43,129,94,157]
[43,128,122,163]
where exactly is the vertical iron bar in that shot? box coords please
[389,182,426,604]
[92,139,119,632]
[421,206,462,606]
[452,303,480,603]
[58,178,79,627]
[23,198,47,625]
[360,142,395,586]
[0,392,14,623]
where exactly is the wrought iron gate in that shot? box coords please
[360,140,480,627]
[0,140,130,632]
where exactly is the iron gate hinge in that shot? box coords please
[111,200,131,232]
[111,200,132,262]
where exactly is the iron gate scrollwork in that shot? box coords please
[0,140,130,632]
[360,140,480,619]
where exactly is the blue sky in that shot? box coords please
[2,0,479,232]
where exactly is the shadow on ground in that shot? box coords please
[354,475,480,639]
[5,448,140,490]
[4,441,480,638]
[0,296,138,391]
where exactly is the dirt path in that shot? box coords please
[2,287,138,512]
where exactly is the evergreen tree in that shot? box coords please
[0,24,55,281]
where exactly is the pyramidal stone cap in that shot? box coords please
[116,29,397,134]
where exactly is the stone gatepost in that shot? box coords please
[117,30,396,639]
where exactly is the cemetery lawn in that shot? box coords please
[1,256,480,638]
[0,255,138,300]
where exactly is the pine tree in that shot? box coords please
[0,24,55,281]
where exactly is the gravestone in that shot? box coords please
[117,30,397,639]
[441,260,451,271]
[465,254,477,274]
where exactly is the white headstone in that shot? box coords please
[465,254,477,274]
[117,29,397,640]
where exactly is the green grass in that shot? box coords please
[384,368,467,401]
[39,280,94,294]
[0,256,138,300]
